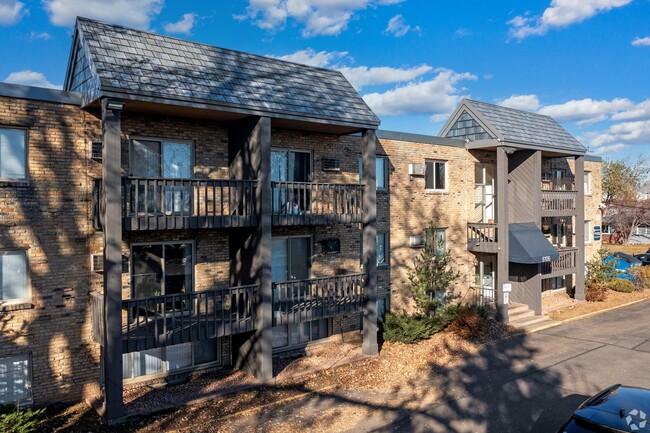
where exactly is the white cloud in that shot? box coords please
[339,65,432,90]
[29,31,52,40]
[4,70,61,89]
[0,0,25,25]
[508,0,632,40]
[237,0,402,37]
[272,48,349,67]
[362,69,477,117]
[538,98,634,126]
[163,12,197,35]
[271,48,433,89]
[632,36,650,46]
[384,14,417,37]
[497,94,540,111]
[611,100,650,121]
[587,120,650,147]
[43,0,163,29]
[591,143,628,155]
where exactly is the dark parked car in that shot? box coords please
[557,384,650,432]
[634,253,650,266]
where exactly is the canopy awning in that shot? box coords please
[509,222,560,264]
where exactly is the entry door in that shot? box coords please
[130,139,192,214]
[271,150,311,214]
[271,237,311,282]
[474,163,496,223]
[475,254,496,301]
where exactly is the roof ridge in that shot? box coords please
[466,98,555,121]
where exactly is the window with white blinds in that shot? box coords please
[0,353,32,405]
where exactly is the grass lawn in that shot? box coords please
[602,243,650,255]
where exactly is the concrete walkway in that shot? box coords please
[221,299,650,433]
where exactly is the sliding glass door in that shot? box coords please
[271,150,311,214]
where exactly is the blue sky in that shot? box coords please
[1,0,649,162]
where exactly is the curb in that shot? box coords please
[556,296,650,324]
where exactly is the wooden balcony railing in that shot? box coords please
[92,178,258,231]
[541,190,577,216]
[91,285,258,353]
[541,247,578,277]
[467,223,498,253]
[272,273,365,326]
[271,182,363,225]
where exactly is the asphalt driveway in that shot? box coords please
[373,299,650,432]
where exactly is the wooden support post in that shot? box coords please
[496,146,510,323]
[362,129,378,356]
[230,116,272,381]
[575,155,585,301]
[101,98,125,424]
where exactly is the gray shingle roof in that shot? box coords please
[466,99,587,153]
[67,17,379,128]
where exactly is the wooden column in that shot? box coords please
[575,155,585,301]
[101,98,125,424]
[496,146,510,323]
[230,116,272,381]
[362,129,378,356]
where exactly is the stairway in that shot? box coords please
[507,302,560,333]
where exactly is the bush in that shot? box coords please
[447,304,490,340]
[383,312,437,344]
[0,406,45,433]
[383,305,459,344]
[585,282,608,302]
[609,278,635,293]
[586,247,617,286]
[630,266,650,290]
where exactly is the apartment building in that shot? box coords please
[0,17,600,424]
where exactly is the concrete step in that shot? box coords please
[510,315,549,328]
[508,304,535,322]
[507,303,561,333]
[519,318,561,334]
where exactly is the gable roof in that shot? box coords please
[440,99,587,154]
[64,17,379,130]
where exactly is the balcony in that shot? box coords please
[93,178,258,231]
[541,190,577,217]
[541,247,578,278]
[467,223,498,253]
[271,182,363,226]
[91,285,258,353]
[272,273,365,326]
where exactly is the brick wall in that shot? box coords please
[376,137,477,311]
[0,95,102,405]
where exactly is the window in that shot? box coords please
[358,156,388,190]
[271,236,311,282]
[129,138,193,214]
[131,243,193,300]
[359,232,390,267]
[272,319,330,349]
[0,353,32,405]
[425,228,446,255]
[0,128,27,182]
[425,160,446,191]
[377,232,388,266]
[0,251,28,303]
[584,221,591,244]
[122,339,219,380]
[584,171,591,195]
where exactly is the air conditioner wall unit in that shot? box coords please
[408,163,425,176]
[408,234,424,248]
